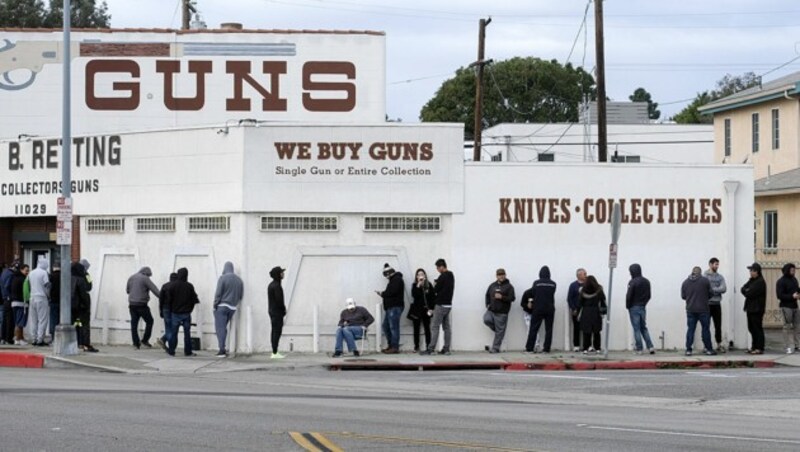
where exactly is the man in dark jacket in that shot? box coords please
[566,268,587,352]
[376,263,404,354]
[742,262,767,354]
[333,297,375,357]
[48,266,61,339]
[71,261,97,352]
[525,266,556,353]
[166,268,199,357]
[126,266,160,349]
[267,266,286,359]
[626,263,655,354]
[10,264,29,345]
[776,263,800,354]
[483,268,515,353]
[681,266,716,356]
[213,262,244,358]
[421,258,454,355]
[1,260,19,344]
[156,273,178,350]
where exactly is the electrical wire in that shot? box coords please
[565,0,591,65]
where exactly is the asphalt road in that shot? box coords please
[1,366,799,451]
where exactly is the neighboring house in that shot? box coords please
[700,71,800,327]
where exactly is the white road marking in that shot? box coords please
[582,425,800,445]
[684,371,736,378]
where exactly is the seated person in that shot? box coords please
[333,298,375,357]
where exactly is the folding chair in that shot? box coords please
[358,326,369,355]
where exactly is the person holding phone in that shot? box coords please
[409,268,434,352]
[483,268,515,354]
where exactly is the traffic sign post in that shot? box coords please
[56,197,73,245]
[604,203,621,359]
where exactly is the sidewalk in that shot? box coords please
[2,343,800,374]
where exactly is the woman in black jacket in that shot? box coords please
[579,275,606,354]
[409,268,434,352]
[741,263,766,354]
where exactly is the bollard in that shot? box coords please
[313,305,319,353]
[246,305,253,354]
[101,302,109,345]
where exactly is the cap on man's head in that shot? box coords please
[747,262,762,272]
[496,268,506,276]
[382,263,395,277]
[345,297,356,308]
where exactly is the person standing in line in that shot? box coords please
[483,268,515,354]
[741,263,767,355]
[420,258,454,356]
[626,263,655,355]
[126,266,160,349]
[267,266,286,359]
[27,257,51,346]
[409,268,434,352]
[0,260,17,344]
[681,266,716,356]
[156,273,178,350]
[776,263,800,354]
[704,257,728,353]
[48,265,61,339]
[579,275,606,354]
[71,261,98,352]
[333,298,375,357]
[166,268,200,357]
[525,266,557,353]
[10,264,30,345]
[567,268,587,352]
[213,262,244,358]
[376,263,404,354]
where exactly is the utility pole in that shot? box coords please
[182,0,196,30]
[594,0,608,162]
[472,17,491,162]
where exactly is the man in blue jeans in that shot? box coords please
[626,263,655,354]
[681,266,716,356]
[333,298,375,357]
[376,263,404,354]
[165,268,199,356]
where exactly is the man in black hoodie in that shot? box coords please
[742,263,767,354]
[166,268,199,357]
[626,263,655,354]
[681,266,716,356]
[483,268,515,353]
[268,266,287,359]
[156,273,178,350]
[776,263,800,354]
[525,266,556,353]
[376,263,404,354]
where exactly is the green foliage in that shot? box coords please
[0,0,110,28]
[420,57,595,139]
[628,87,660,120]
[673,72,760,124]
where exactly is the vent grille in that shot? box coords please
[136,217,176,232]
[260,216,338,232]
[364,216,441,232]
[187,216,230,232]
[85,217,125,233]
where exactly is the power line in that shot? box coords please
[565,0,591,65]
[389,72,455,85]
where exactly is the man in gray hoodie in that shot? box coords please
[681,266,716,356]
[28,257,51,346]
[704,257,728,352]
[126,266,160,349]
[213,262,244,357]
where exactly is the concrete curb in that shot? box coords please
[0,351,46,368]
[331,359,777,372]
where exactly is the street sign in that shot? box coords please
[609,243,618,269]
[56,197,72,245]
[610,202,621,244]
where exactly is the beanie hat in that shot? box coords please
[382,263,395,277]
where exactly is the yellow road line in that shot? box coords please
[324,431,540,451]
[308,432,344,452]
[288,432,323,452]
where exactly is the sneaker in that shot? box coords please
[271,352,285,359]
[573,346,581,352]
[215,351,227,357]
[382,347,399,354]
[156,338,166,350]
[588,347,596,354]
[704,349,717,356]
[685,350,693,356]
[582,350,588,355]
[649,348,656,355]
[141,341,153,349]
[15,339,28,346]
[438,349,451,356]
[419,350,432,356]
[633,350,643,355]
[787,348,794,354]
[184,352,197,357]
[332,351,343,358]
[353,350,361,357]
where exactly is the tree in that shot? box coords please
[0,0,110,28]
[420,57,595,139]
[673,72,760,124]
[628,87,660,120]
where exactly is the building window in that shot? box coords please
[260,216,338,232]
[724,118,731,157]
[85,217,125,233]
[611,155,640,163]
[751,113,759,153]
[187,216,230,232]
[364,216,441,232]
[764,210,778,249]
[771,109,780,150]
[136,217,176,232]
[537,153,554,162]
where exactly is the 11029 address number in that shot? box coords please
[14,203,47,215]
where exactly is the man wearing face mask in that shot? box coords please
[333,298,375,357]
[376,263,404,354]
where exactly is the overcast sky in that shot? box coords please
[103,0,800,122]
